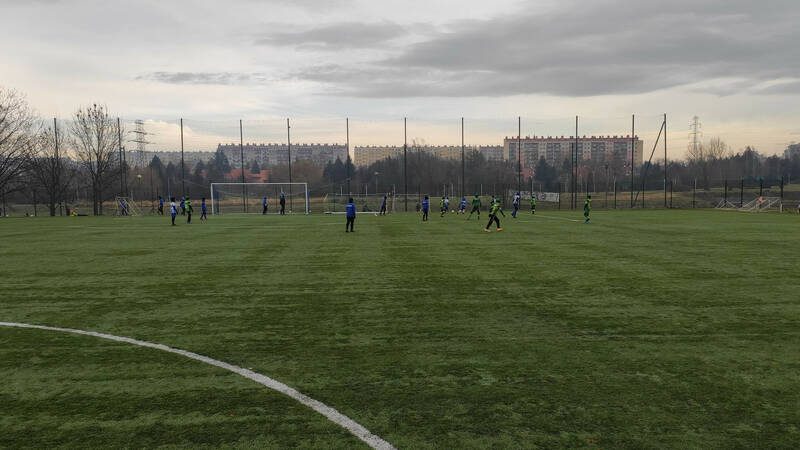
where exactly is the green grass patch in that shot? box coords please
[1,210,799,448]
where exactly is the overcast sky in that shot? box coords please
[2,0,799,157]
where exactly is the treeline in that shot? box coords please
[4,85,800,215]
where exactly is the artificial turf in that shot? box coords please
[1,210,799,449]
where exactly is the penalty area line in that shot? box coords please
[0,321,395,450]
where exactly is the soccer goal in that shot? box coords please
[322,193,396,214]
[114,197,142,216]
[210,183,309,215]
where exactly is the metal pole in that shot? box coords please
[740,178,744,207]
[724,180,728,204]
[759,178,763,197]
[346,118,351,195]
[693,179,697,208]
[517,116,521,196]
[239,119,246,213]
[287,118,293,212]
[180,118,185,197]
[573,117,577,209]
[404,117,407,211]
[54,117,62,216]
[631,114,635,208]
[614,177,617,208]
[461,117,465,201]
[664,113,667,208]
[117,117,124,197]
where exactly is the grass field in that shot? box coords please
[1,210,799,448]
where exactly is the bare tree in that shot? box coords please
[0,88,36,202]
[27,120,75,216]
[71,104,121,215]
[687,137,729,190]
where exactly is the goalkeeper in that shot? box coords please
[484,198,505,232]
[584,194,592,224]
[467,194,481,220]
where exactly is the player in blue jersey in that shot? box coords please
[262,196,268,215]
[422,195,430,222]
[379,195,387,216]
[200,197,208,222]
[459,197,467,214]
[158,196,164,216]
[345,197,356,232]
[511,191,520,218]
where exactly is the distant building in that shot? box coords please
[354,144,506,167]
[127,150,213,168]
[216,143,347,168]
[503,135,644,171]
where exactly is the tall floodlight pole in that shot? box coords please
[404,117,408,212]
[346,118,351,195]
[287,118,293,211]
[461,117,465,200]
[239,119,246,212]
[631,114,635,208]
[517,116,521,197]
[575,116,579,209]
[54,118,62,215]
[663,113,668,208]
[117,117,124,197]
[180,118,185,197]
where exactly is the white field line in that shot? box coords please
[0,322,394,450]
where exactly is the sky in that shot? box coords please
[2,0,799,158]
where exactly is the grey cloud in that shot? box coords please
[753,80,800,95]
[138,72,272,85]
[255,22,409,50]
[289,0,800,97]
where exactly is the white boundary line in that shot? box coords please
[0,321,395,450]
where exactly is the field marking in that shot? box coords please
[0,321,394,450]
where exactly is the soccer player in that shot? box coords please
[445,196,450,214]
[584,194,592,224]
[422,195,430,222]
[459,196,467,214]
[379,195,387,216]
[262,196,268,215]
[439,196,446,217]
[484,198,505,232]
[180,197,186,215]
[345,197,356,232]
[169,197,177,226]
[530,195,536,215]
[185,196,193,224]
[511,191,520,218]
[467,194,481,220]
[158,197,164,216]
[200,197,208,222]
[279,193,286,215]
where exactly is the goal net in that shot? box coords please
[114,197,142,216]
[210,183,309,215]
[322,193,397,214]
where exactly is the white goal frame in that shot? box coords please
[210,182,309,215]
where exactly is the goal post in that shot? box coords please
[210,183,309,215]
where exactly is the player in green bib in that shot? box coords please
[530,195,536,215]
[584,194,591,224]
[467,194,481,220]
[484,199,505,232]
